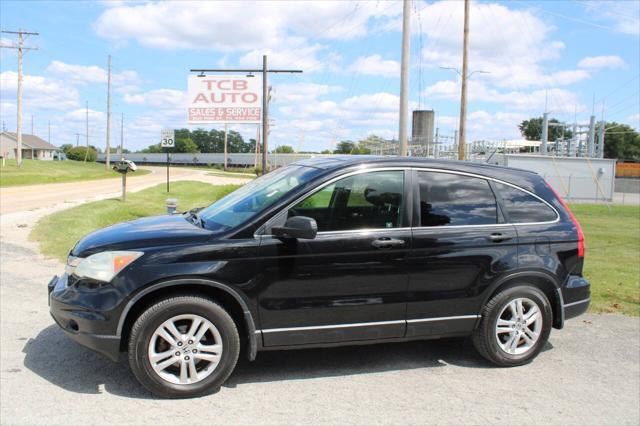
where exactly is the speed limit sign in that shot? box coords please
[161,129,175,148]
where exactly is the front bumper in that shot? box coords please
[48,275,121,361]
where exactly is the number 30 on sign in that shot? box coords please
[161,129,175,148]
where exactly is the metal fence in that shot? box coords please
[97,152,328,168]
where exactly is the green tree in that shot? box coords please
[175,138,199,153]
[59,144,74,154]
[66,146,97,161]
[274,145,295,153]
[320,149,332,154]
[519,117,573,141]
[357,135,387,154]
[108,147,131,154]
[601,122,640,160]
[334,140,358,154]
[139,143,163,153]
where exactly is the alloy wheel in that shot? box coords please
[148,314,223,385]
[495,297,543,356]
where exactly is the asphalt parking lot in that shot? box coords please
[1,205,639,425]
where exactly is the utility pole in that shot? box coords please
[398,0,411,157]
[255,124,260,169]
[105,54,112,169]
[457,0,470,161]
[262,55,269,172]
[541,112,549,155]
[1,29,38,167]
[120,112,124,160]
[76,133,80,147]
[84,101,89,162]
[48,120,51,144]
[598,103,605,159]
[587,115,596,157]
[190,56,302,175]
[223,123,228,171]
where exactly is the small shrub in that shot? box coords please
[66,146,98,162]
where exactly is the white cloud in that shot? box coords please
[546,70,590,85]
[578,56,626,70]
[583,1,640,35]
[423,79,584,114]
[93,1,400,50]
[65,108,105,122]
[45,60,140,86]
[413,1,579,90]
[238,44,340,73]
[466,110,529,140]
[272,82,342,103]
[0,71,79,110]
[347,54,400,77]
[92,1,401,77]
[123,88,187,109]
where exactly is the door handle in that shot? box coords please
[488,233,511,242]
[371,238,406,249]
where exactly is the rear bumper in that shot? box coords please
[563,296,591,320]
[558,275,591,327]
[48,275,121,361]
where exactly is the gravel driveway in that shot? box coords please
[1,179,638,425]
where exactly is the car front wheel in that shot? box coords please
[472,285,552,367]
[128,295,240,398]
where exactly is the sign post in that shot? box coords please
[161,129,174,193]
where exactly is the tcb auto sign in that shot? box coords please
[188,75,261,124]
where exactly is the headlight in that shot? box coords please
[74,251,143,282]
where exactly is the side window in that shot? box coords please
[494,182,558,223]
[418,171,498,227]
[289,170,405,232]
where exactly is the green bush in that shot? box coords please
[66,146,98,162]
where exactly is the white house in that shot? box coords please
[0,132,58,160]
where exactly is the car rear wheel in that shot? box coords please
[472,285,552,367]
[128,295,240,398]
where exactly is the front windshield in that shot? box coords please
[198,165,322,233]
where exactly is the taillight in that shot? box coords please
[545,181,585,257]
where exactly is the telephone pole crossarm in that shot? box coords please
[189,69,303,74]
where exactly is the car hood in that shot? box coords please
[72,214,213,257]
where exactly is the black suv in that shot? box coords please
[48,156,590,397]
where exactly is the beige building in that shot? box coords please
[0,132,58,160]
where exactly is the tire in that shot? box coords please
[128,295,240,398]
[472,285,552,367]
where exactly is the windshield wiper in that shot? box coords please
[185,208,205,228]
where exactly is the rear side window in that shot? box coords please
[417,171,498,227]
[494,182,558,223]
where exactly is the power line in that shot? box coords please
[516,0,624,33]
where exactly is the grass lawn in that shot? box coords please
[31,181,239,262]
[0,159,150,187]
[207,170,256,178]
[570,204,640,316]
[30,184,639,316]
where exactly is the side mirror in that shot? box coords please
[272,216,317,240]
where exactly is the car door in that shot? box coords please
[406,169,518,337]
[256,169,411,347]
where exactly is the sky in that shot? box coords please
[0,0,638,153]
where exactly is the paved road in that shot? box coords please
[0,166,249,214]
[0,177,638,425]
